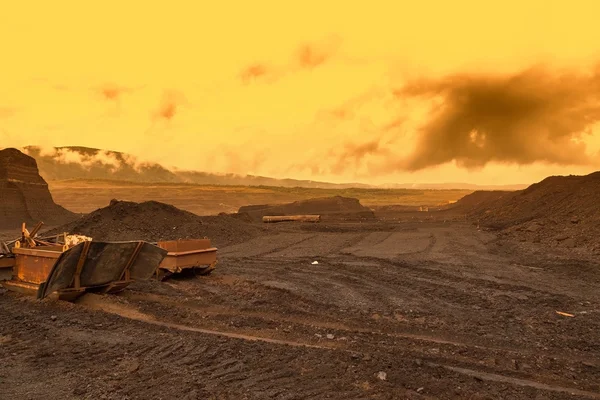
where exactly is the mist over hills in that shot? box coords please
[21,146,527,190]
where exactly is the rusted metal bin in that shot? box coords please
[3,246,64,295]
[1,241,167,301]
[156,239,218,279]
[37,241,168,300]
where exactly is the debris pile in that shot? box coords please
[64,234,93,247]
[0,148,77,229]
[238,196,375,221]
[459,172,600,250]
[47,199,259,247]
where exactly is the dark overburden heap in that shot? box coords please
[47,199,260,247]
[443,190,516,219]
[0,148,77,229]
[454,172,600,251]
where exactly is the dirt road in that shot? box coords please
[1,221,599,399]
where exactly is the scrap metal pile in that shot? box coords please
[0,222,218,301]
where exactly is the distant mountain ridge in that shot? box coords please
[21,146,527,190]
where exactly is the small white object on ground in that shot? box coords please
[312,261,319,265]
[377,371,387,381]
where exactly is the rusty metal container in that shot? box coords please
[2,241,167,301]
[156,239,218,278]
[3,247,63,295]
[12,247,63,284]
[37,241,167,300]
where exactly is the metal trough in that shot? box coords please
[37,241,167,300]
[156,239,218,279]
[1,241,167,301]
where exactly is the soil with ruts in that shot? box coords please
[1,218,600,399]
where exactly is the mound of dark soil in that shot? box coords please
[47,199,260,247]
[449,190,516,216]
[238,196,375,221]
[0,148,77,229]
[467,172,600,251]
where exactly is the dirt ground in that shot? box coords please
[1,217,600,399]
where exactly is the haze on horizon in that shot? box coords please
[2,1,600,186]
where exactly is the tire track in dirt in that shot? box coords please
[209,226,600,374]
[122,289,600,369]
[6,221,597,399]
[77,294,335,350]
[208,255,598,352]
[431,364,600,400]
[76,294,600,399]
[218,233,314,258]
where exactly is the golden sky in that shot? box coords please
[2,0,600,185]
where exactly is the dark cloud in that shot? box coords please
[391,66,600,170]
[302,65,600,177]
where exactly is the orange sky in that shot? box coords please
[2,1,600,185]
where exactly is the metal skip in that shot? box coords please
[156,239,218,279]
[36,241,167,300]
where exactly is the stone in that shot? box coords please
[525,223,541,232]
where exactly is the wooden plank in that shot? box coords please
[30,221,44,238]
